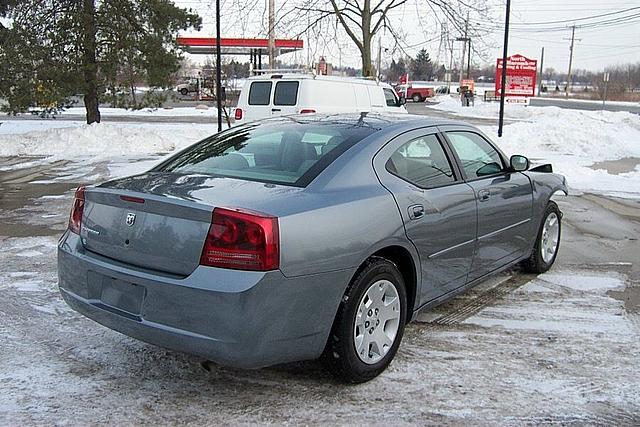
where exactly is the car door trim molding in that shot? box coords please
[477,218,531,241]
[428,238,476,259]
[429,217,531,259]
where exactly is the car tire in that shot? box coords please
[323,257,407,383]
[412,94,422,102]
[522,201,562,274]
[180,88,189,96]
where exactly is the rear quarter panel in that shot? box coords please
[278,128,419,281]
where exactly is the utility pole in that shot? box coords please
[537,46,544,96]
[268,0,276,68]
[455,12,470,81]
[448,31,454,93]
[498,0,511,138]
[376,38,382,79]
[459,13,469,83]
[565,25,576,98]
[215,0,222,132]
[467,38,471,78]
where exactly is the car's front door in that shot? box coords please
[441,127,534,282]
[374,129,477,305]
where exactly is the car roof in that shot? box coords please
[246,73,394,88]
[253,112,471,133]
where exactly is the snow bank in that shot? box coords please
[0,122,214,158]
[59,106,223,117]
[431,97,640,198]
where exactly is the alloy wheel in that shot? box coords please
[353,279,401,364]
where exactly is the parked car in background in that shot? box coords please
[233,74,407,125]
[58,113,567,383]
[176,79,198,96]
[397,83,435,102]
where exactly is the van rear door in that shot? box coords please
[271,80,299,116]
[353,84,370,112]
[367,86,386,112]
[244,80,273,121]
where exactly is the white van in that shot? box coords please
[233,73,407,124]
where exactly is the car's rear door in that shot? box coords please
[373,128,477,305]
[440,126,534,282]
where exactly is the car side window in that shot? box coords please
[447,131,504,179]
[385,134,456,188]
[248,82,272,105]
[383,88,399,107]
[274,81,299,106]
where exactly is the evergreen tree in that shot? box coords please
[387,58,407,82]
[411,49,434,81]
[0,0,201,123]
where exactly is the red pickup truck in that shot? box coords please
[396,84,435,102]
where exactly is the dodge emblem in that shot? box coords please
[125,213,136,227]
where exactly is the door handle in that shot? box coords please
[271,108,281,112]
[408,204,425,220]
[478,189,491,201]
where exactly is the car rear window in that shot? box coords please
[156,120,378,187]
[248,82,272,105]
[274,81,299,106]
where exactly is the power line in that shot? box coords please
[506,6,640,26]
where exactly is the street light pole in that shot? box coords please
[215,0,222,132]
[498,0,511,138]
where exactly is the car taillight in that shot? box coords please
[68,186,86,234]
[300,109,316,114]
[200,207,279,271]
[234,108,243,120]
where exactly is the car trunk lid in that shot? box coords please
[80,187,212,276]
[79,172,305,276]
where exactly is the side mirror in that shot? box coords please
[397,96,406,106]
[510,155,529,172]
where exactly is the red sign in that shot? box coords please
[495,54,537,97]
[461,79,475,92]
[399,73,409,85]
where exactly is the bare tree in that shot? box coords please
[292,0,491,77]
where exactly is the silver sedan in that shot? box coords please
[58,114,567,383]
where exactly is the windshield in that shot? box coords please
[156,120,379,187]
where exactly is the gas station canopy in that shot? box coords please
[176,37,304,56]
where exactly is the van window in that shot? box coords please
[248,82,272,105]
[274,81,299,106]
[384,88,399,107]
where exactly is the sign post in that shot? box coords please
[602,72,610,109]
[498,0,511,138]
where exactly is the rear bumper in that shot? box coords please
[57,230,351,368]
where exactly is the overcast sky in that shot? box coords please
[177,0,639,72]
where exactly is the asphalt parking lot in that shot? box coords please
[1,151,639,425]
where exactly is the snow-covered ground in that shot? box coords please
[431,96,640,199]
[0,121,216,179]
[1,109,639,424]
[3,99,640,198]
[59,106,221,117]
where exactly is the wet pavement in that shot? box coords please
[591,157,640,175]
[0,153,639,425]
